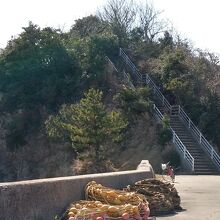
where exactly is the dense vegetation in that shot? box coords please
[0,0,220,181]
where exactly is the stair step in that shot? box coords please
[194,162,212,166]
[194,170,216,174]
[185,145,200,148]
[194,164,214,168]
[187,150,203,153]
[172,128,190,131]
[194,160,213,164]
[180,141,196,144]
[181,141,196,144]
[172,129,189,133]
[191,155,206,159]
[194,168,215,171]
[187,147,203,150]
[180,139,195,142]
[187,149,204,152]
[194,171,219,175]
[170,125,185,128]
[193,155,206,157]
[193,156,207,159]
[189,151,204,155]
[175,133,192,136]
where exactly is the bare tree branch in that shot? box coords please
[136,0,168,42]
[98,0,136,44]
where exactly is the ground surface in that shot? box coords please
[157,175,220,220]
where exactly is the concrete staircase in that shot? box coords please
[118,48,220,174]
[170,115,217,174]
[157,103,218,174]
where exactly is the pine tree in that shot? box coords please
[45,88,128,160]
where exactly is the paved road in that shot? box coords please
[157,175,220,220]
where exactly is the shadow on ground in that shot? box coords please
[155,208,187,218]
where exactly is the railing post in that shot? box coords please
[211,148,214,160]
[119,48,122,56]
[199,132,202,143]
[144,74,147,83]
[162,96,165,106]
[132,65,135,76]
[126,56,128,65]
[188,120,191,129]
[173,131,175,143]
[192,158,194,171]
[178,105,180,114]
[184,147,186,159]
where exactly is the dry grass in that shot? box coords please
[110,114,163,172]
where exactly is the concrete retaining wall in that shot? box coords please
[0,169,153,220]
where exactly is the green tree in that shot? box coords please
[45,88,128,160]
[70,15,107,38]
[0,22,80,111]
[69,34,119,80]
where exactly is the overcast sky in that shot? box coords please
[1,0,220,54]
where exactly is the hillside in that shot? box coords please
[0,0,220,182]
[0,58,171,182]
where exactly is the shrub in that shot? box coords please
[118,87,139,102]
[158,129,172,146]
[137,87,151,99]
[162,145,181,168]
[115,86,152,115]
[158,115,172,146]
[132,100,150,113]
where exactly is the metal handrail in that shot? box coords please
[143,74,171,112]
[178,106,220,170]
[119,48,142,80]
[123,71,135,90]
[106,55,135,90]
[119,48,171,112]
[153,105,194,171]
[105,56,118,73]
[153,104,164,121]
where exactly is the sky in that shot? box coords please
[1,0,220,54]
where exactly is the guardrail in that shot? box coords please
[105,56,119,73]
[105,55,135,90]
[119,48,142,80]
[153,105,194,171]
[143,74,171,113]
[119,48,171,112]
[178,105,220,170]
[123,70,136,90]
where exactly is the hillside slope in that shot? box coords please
[0,63,168,182]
